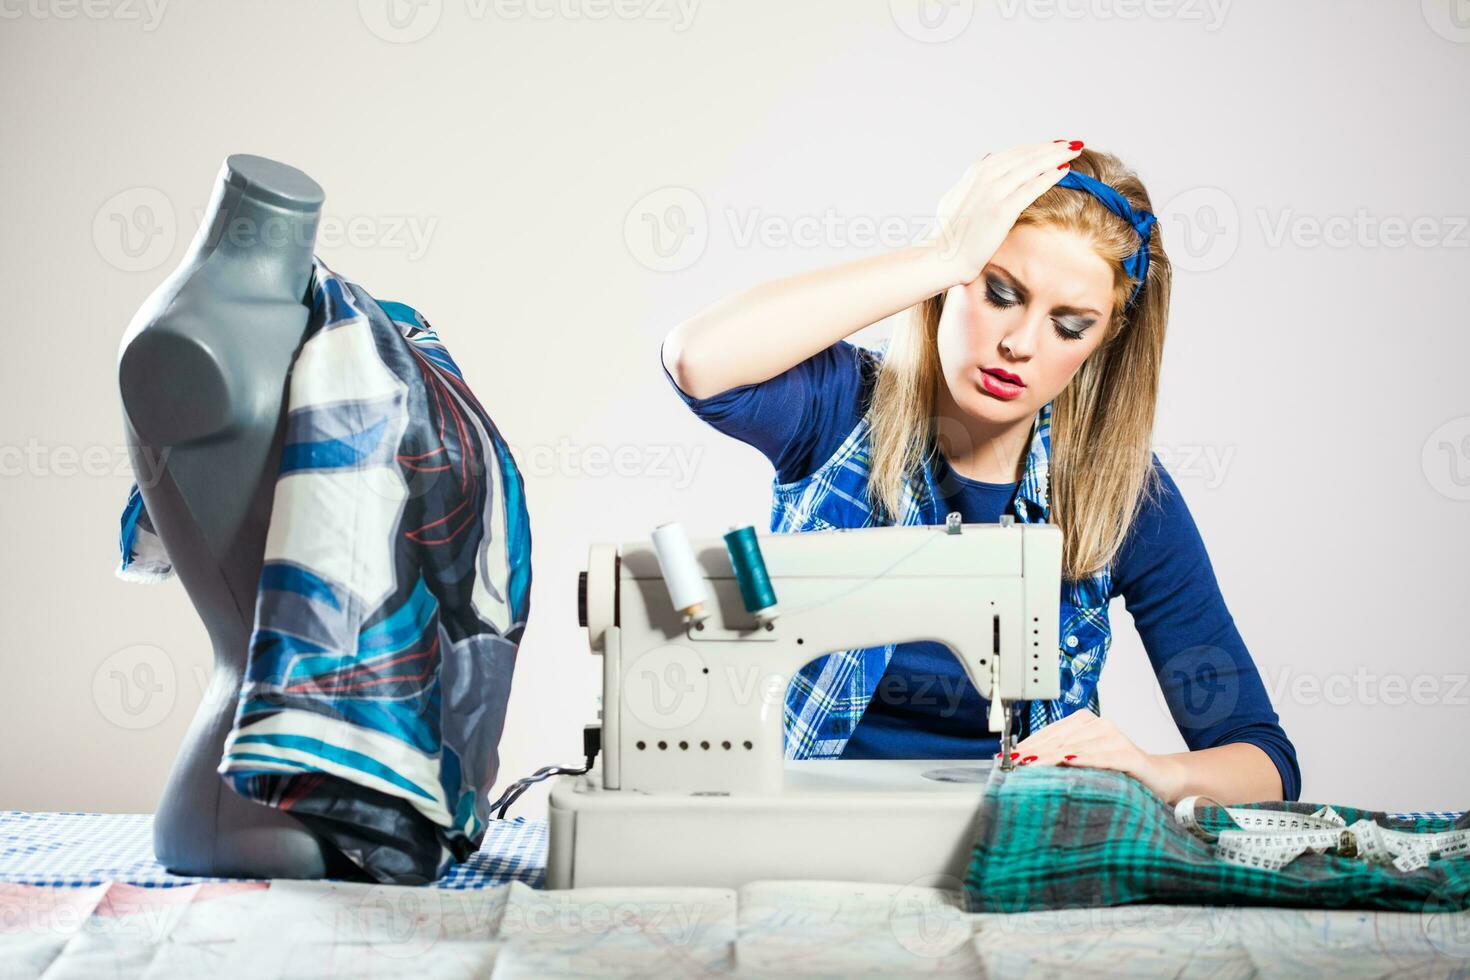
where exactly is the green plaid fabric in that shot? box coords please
[965,766,1470,913]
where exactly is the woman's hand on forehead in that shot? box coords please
[926,139,1085,287]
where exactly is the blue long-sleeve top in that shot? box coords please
[662,339,1301,800]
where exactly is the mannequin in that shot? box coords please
[118,155,342,878]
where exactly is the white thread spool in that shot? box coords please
[651,522,711,624]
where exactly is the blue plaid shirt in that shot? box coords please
[770,344,1113,761]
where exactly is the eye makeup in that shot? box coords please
[981,273,1096,342]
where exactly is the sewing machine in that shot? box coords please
[546,515,1062,889]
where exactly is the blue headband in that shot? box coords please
[1055,169,1157,308]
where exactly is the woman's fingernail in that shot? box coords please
[1021,755,1038,765]
[1063,755,1077,762]
[1010,752,1020,759]
[1069,140,1084,150]
[1057,163,1070,170]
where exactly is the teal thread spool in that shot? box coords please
[723,524,779,624]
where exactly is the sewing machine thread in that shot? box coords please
[724,524,779,623]
[651,521,711,623]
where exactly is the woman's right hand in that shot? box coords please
[927,139,1085,286]
[663,140,1082,400]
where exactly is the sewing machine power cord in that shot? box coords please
[490,723,602,819]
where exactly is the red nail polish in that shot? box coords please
[1057,163,1070,170]
[1010,752,1020,759]
[1069,140,1084,150]
[1063,755,1077,762]
[1021,755,1038,765]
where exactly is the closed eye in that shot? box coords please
[983,279,1093,342]
[983,282,1020,309]
[1054,322,1087,341]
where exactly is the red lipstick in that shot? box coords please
[979,367,1025,400]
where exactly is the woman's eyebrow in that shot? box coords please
[987,264,1102,318]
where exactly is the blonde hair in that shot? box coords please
[868,148,1172,581]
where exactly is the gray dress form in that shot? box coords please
[118,155,341,878]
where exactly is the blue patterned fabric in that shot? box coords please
[116,259,533,884]
[775,344,1113,760]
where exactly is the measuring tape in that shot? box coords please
[1175,797,1470,873]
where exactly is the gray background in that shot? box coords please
[2,0,1467,816]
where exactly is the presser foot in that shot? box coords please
[997,699,1016,771]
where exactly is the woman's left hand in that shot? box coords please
[1008,710,1181,801]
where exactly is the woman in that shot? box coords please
[660,140,1299,804]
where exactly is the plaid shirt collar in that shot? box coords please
[870,336,1052,524]
[1013,398,1053,522]
[917,398,1054,524]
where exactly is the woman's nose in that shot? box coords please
[999,325,1039,360]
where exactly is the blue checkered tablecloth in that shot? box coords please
[3,806,1460,892]
[0,811,547,889]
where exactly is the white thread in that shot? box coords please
[652,522,712,623]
